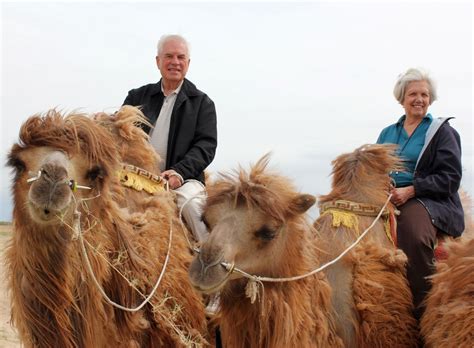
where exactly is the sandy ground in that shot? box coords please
[0,224,20,348]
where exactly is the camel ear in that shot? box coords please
[290,194,316,214]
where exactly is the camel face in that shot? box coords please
[8,111,118,229]
[188,155,316,294]
[10,146,103,225]
[189,202,286,293]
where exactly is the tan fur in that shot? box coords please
[315,144,419,347]
[459,190,474,237]
[6,107,207,347]
[421,234,474,347]
[190,154,343,347]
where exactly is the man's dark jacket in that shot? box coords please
[123,78,217,184]
[413,118,464,237]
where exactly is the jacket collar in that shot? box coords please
[150,78,200,97]
[415,116,453,169]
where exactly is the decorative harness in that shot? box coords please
[319,199,398,247]
[118,164,168,193]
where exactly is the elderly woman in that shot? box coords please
[376,68,464,321]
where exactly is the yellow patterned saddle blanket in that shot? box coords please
[319,199,397,246]
[118,164,167,194]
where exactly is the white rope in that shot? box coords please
[174,190,207,251]
[28,167,174,311]
[27,169,92,191]
[220,193,393,283]
[27,170,42,183]
[175,191,393,284]
[74,209,174,312]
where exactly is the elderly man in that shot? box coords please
[123,34,217,243]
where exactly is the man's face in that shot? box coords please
[156,39,190,84]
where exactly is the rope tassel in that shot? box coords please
[245,279,259,304]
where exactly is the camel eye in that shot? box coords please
[255,226,276,241]
[7,154,26,179]
[86,165,106,181]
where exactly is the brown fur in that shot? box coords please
[190,155,343,347]
[6,107,207,347]
[421,234,474,347]
[315,144,419,347]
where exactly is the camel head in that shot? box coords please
[93,106,160,173]
[319,144,403,205]
[8,110,119,227]
[189,154,315,294]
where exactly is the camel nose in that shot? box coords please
[28,156,73,214]
[41,162,68,183]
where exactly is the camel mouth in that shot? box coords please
[189,259,238,294]
[191,274,230,294]
[27,202,70,224]
[191,273,232,294]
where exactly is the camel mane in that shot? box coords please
[93,106,159,172]
[207,154,303,223]
[12,109,119,170]
[319,144,403,206]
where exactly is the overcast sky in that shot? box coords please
[1,1,472,221]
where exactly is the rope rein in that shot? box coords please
[176,188,392,303]
[220,193,392,283]
[173,190,207,252]
[74,209,174,312]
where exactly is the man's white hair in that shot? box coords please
[156,34,190,57]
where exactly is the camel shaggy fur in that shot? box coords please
[6,107,207,347]
[421,230,474,346]
[421,236,474,348]
[315,144,419,347]
[188,154,343,348]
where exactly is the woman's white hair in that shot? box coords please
[393,68,437,105]
[156,34,191,58]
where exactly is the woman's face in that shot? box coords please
[402,80,431,119]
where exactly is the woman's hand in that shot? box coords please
[390,185,415,206]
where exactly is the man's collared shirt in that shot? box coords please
[150,81,183,171]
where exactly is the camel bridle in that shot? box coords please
[26,165,174,313]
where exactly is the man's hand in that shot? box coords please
[161,169,184,190]
[390,185,415,207]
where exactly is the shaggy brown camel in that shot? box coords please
[189,154,344,348]
[421,192,474,347]
[420,233,474,347]
[315,144,419,347]
[6,107,207,347]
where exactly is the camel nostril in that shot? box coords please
[44,209,50,215]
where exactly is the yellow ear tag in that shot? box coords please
[69,180,77,192]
